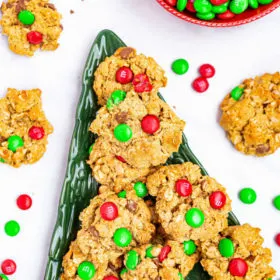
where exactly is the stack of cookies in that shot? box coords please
[61,48,275,280]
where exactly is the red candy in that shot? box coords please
[186,0,196,12]
[1,259,17,275]
[175,179,192,197]
[159,245,171,262]
[228,258,248,277]
[133,74,153,93]
[17,194,32,210]
[103,276,119,280]
[209,191,226,209]
[141,115,160,134]
[217,10,235,19]
[27,31,43,45]
[116,67,134,84]
[192,77,209,93]
[275,233,280,246]
[164,0,177,6]
[199,64,216,78]
[28,126,45,140]
[210,0,228,4]
[115,155,126,163]
[100,202,118,221]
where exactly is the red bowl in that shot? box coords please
[157,0,280,27]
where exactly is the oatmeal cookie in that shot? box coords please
[146,163,232,242]
[121,240,199,280]
[1,0,62,56]
[93,47,167,105]
[220,72,280,156]
[0,88,53,167]
[90,90,185,170]
[200,224,276,280]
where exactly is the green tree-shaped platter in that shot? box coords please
[45,29,239,280]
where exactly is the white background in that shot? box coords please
[0,0,280,279]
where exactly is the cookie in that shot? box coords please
[146,163,232,242]
[93,47,167,105]
[121,240,199,280]
[0,0,62,56]
[200,223,276,280]
[90,90,185,169]
[0,88,53,167]
[220,72,280,156]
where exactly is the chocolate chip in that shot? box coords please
[0,136,6,143]
[126,200,137,212]
[59,24,64,30]
[44,3,56,10]
[152,258,160,267]
[256,144,270,154]
[6,3,13,8]
[108,262,117,272]
[15,0,26,13]
[88,226,99,237]
[155,277,160,280]
[119,47,134,59]
[115,112,128,123]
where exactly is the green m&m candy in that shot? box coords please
[134,182,148,198]
[120,268,128,275]
[248,0,259,8]
[258,0,273,4]
[239,188,257,204]
[18,10,35,25]
[273,195,280,210]
[196,12,215,20]
[185,208,205,228]
[4,220,20,237]
[77,261,96,280]
[0,274,9,280]
[178,273,184,280]
[183,240,197,255]
[145,246,154,258]
[8,135,24,152]
[172,59,189,75]
[212,2,228,13]
[114,124,133,142]
[231,86,244,101]
[177,0,188,11]
[194,0,213,14]
[218,238,234,258]
[230,0,249,14]
[118,190,127,198]
[88,143,94,154]
[0,158,5,163]
[113,228,132,247]
[126,250,140,270]
[106,90,126,109]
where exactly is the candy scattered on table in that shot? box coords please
[273,195,280,210]
[4,220,20,237]
[192,77,209,93]
[275,233,280,246]
[17,194,32,210]
[1,260,16,276]
[239,188,257,204]
[199,64,216,78]
[172,58,189,75]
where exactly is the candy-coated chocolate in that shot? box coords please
[126,250,139,270]
[27,31,43,45]
[217,10,235,18]
[132,74,152,93]
[29,126,45,140]
[199,64,216,78]
[118,190,127,198]
[175,179,192,197]
[183,240,197,255]
[273,195,280,210]
[230,0,248,14]
[194,0,213,13]
[212,3,228,13]
[177,0,188,11]
[192,77,209,93]
[107,90,127,109]
[172,59,189,75]
[210,0,228,5]
[17,194,32,210]
[146,246,154,258]
[209,191,227,209]
[230,86,244,100]
[185,208,205,228]
[77,261,96,280]
[275,233,280,246]
[89,144,94,154]
[100,202,118,221]
[186,0,197,12]
[248,0,259,8]
[113,228,132,247]
[196,12,215,20]
[7,135,24,152]
[258,0,273,4]
[219,238,235,258]
[115,155,126,163]
[159,245,171,262]
[0,274,9,280]
[165,0,177,6]
[134,182,148,198]
[141,115,160,134]
[1,260,16,276]
[178,273,184,280]
[114,124,133,142]
[103,276,118,280]
[239,188,257,204]
[228,258,248,277]
[120,268,128,275]
[4,220,20,237]
[0,158,5,163]
[18,10,35,25]
[116,67,134,84]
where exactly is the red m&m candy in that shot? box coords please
[192,77,209,93]
[103,276,119,280]
[159,245,171,262]
[209,191,226,209]
[141,115,160,134]
[165,0,177,5]
[186,0,196,12]
[100,202,118,221]
[210,0,228,4]
[199,64,215,78]
[133,74,153,93]
[217,10,235,19]
[175,179,192,197]
[116,67,134,84]
[17,194,32,210]
[27,31,43,45]
[29,126,45,140]
[115,155,126,163]
[1,259,16,275]
[275,233,280,246]
[228,258,248,277]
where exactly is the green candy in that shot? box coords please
[4,220,20,237]
[178,273,184,280]
[273,195,280,210]
[183,240,197,255]
[218,238,234,258]
[107,90,126,109]
[230,0,249,14]
[18,10,35,25]
[177,0,188,11]
[126,250,140,270]
[77,261,96,280]
[239,188,257,204]
[145,246,154,258]
[120,268,128,275]
[113,228,132,247]
[106,98,114,109]
[114,124,133,142]
[0,274,9,280]
[212,2,228,13]
[185,208,204,228]
[258,0,273,4]
[88,143,94,154]
[196,12,215,20]
[194,0,213,14]
[118,190,127,198]
[172,59,189,75]
[134,182,148,198]
[248,0,259,8]
[0,158,5,163]
[230,86,244,101]
[8,135,24,152]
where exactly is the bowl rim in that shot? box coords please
[157,0,280,27]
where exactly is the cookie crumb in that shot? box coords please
[70,9,75,14]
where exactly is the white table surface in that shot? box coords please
[0,0,280,279]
